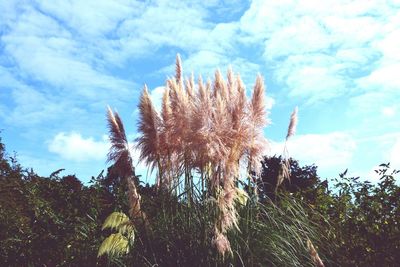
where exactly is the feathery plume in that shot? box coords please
[197,75,206,101]
[168,77,191,141]
[232,74,247,132]
[213,69,228,100]
[127,177,144,220]
[175,53,182,83]
[136,85,161,173]
[192,75,214,169]
[160,86,172,152]
[276,160,290,190]
[106,106,146,224]
[161,86,171,126]
[133,55,274,256]
[185,72,195,100]
[249,74,266,127]
[286,106,298,140]
[281,107,298,182]
[307,239,325,267]
[185,73,196,118]
[159,86,174,188]
[106,106,131,177]
[247,75,268,175]
[212,230,232,257]
[226,66,235,97]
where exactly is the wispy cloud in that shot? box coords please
[238,0,400,104]
[2,10,134,99]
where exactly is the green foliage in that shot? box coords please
[1,136,399,266]
[325,164,400,266]
[0,138,119,266]
[235,187,249,206]
[101,191,324,266]
[259,157,400,267]
[257,155,322,203]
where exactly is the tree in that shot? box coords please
[257,155,326,203]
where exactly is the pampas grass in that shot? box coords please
[102,56,327,265]
[286,106,298,140]
[133,57,270,255]
[106,106,145,223]
[279,106,299,187]
[136,85,161,177]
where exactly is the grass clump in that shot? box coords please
[99,55,326,266]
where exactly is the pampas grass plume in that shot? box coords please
[286,106,298,140]
[307,239,325,267]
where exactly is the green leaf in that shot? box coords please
[235,187,249,206]
[97,233,130,257]
[102,212,131,231]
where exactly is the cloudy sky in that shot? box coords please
[0,0,399,183]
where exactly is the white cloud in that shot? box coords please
[264,16,331,60]
[348,90,400,133]
[270,132,356,171]
[335,48,376,66]
[358,63,400,91]
[3,32,133,100]
[322,15,382,47]
[35,0,142,38]
[285,65,346,103]
[130,145,155,182]
[182,50,227,77]
[238,0,400,103]
[149,86,165,112]
[375,28,400,61]
[273,53,348,103]
[47,131,153,180]
[382,106,396,117]
[0,3,141,133]
[48,132,109,162]
[389,137,400,168]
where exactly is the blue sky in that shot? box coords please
[0,0,399,183]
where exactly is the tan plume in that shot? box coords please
[213,69,228,100]
[226,66,235,97]
[249,75,266,127]
[136,85,161,173]
[106,106,131,177]
[175,53,182,83]
[133,55,273,256]
[106,106,146,224]
[286,106,298,140]
[307,239,325,267]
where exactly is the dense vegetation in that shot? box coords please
[1,136,399,266]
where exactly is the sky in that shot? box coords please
[0,0,399,184]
